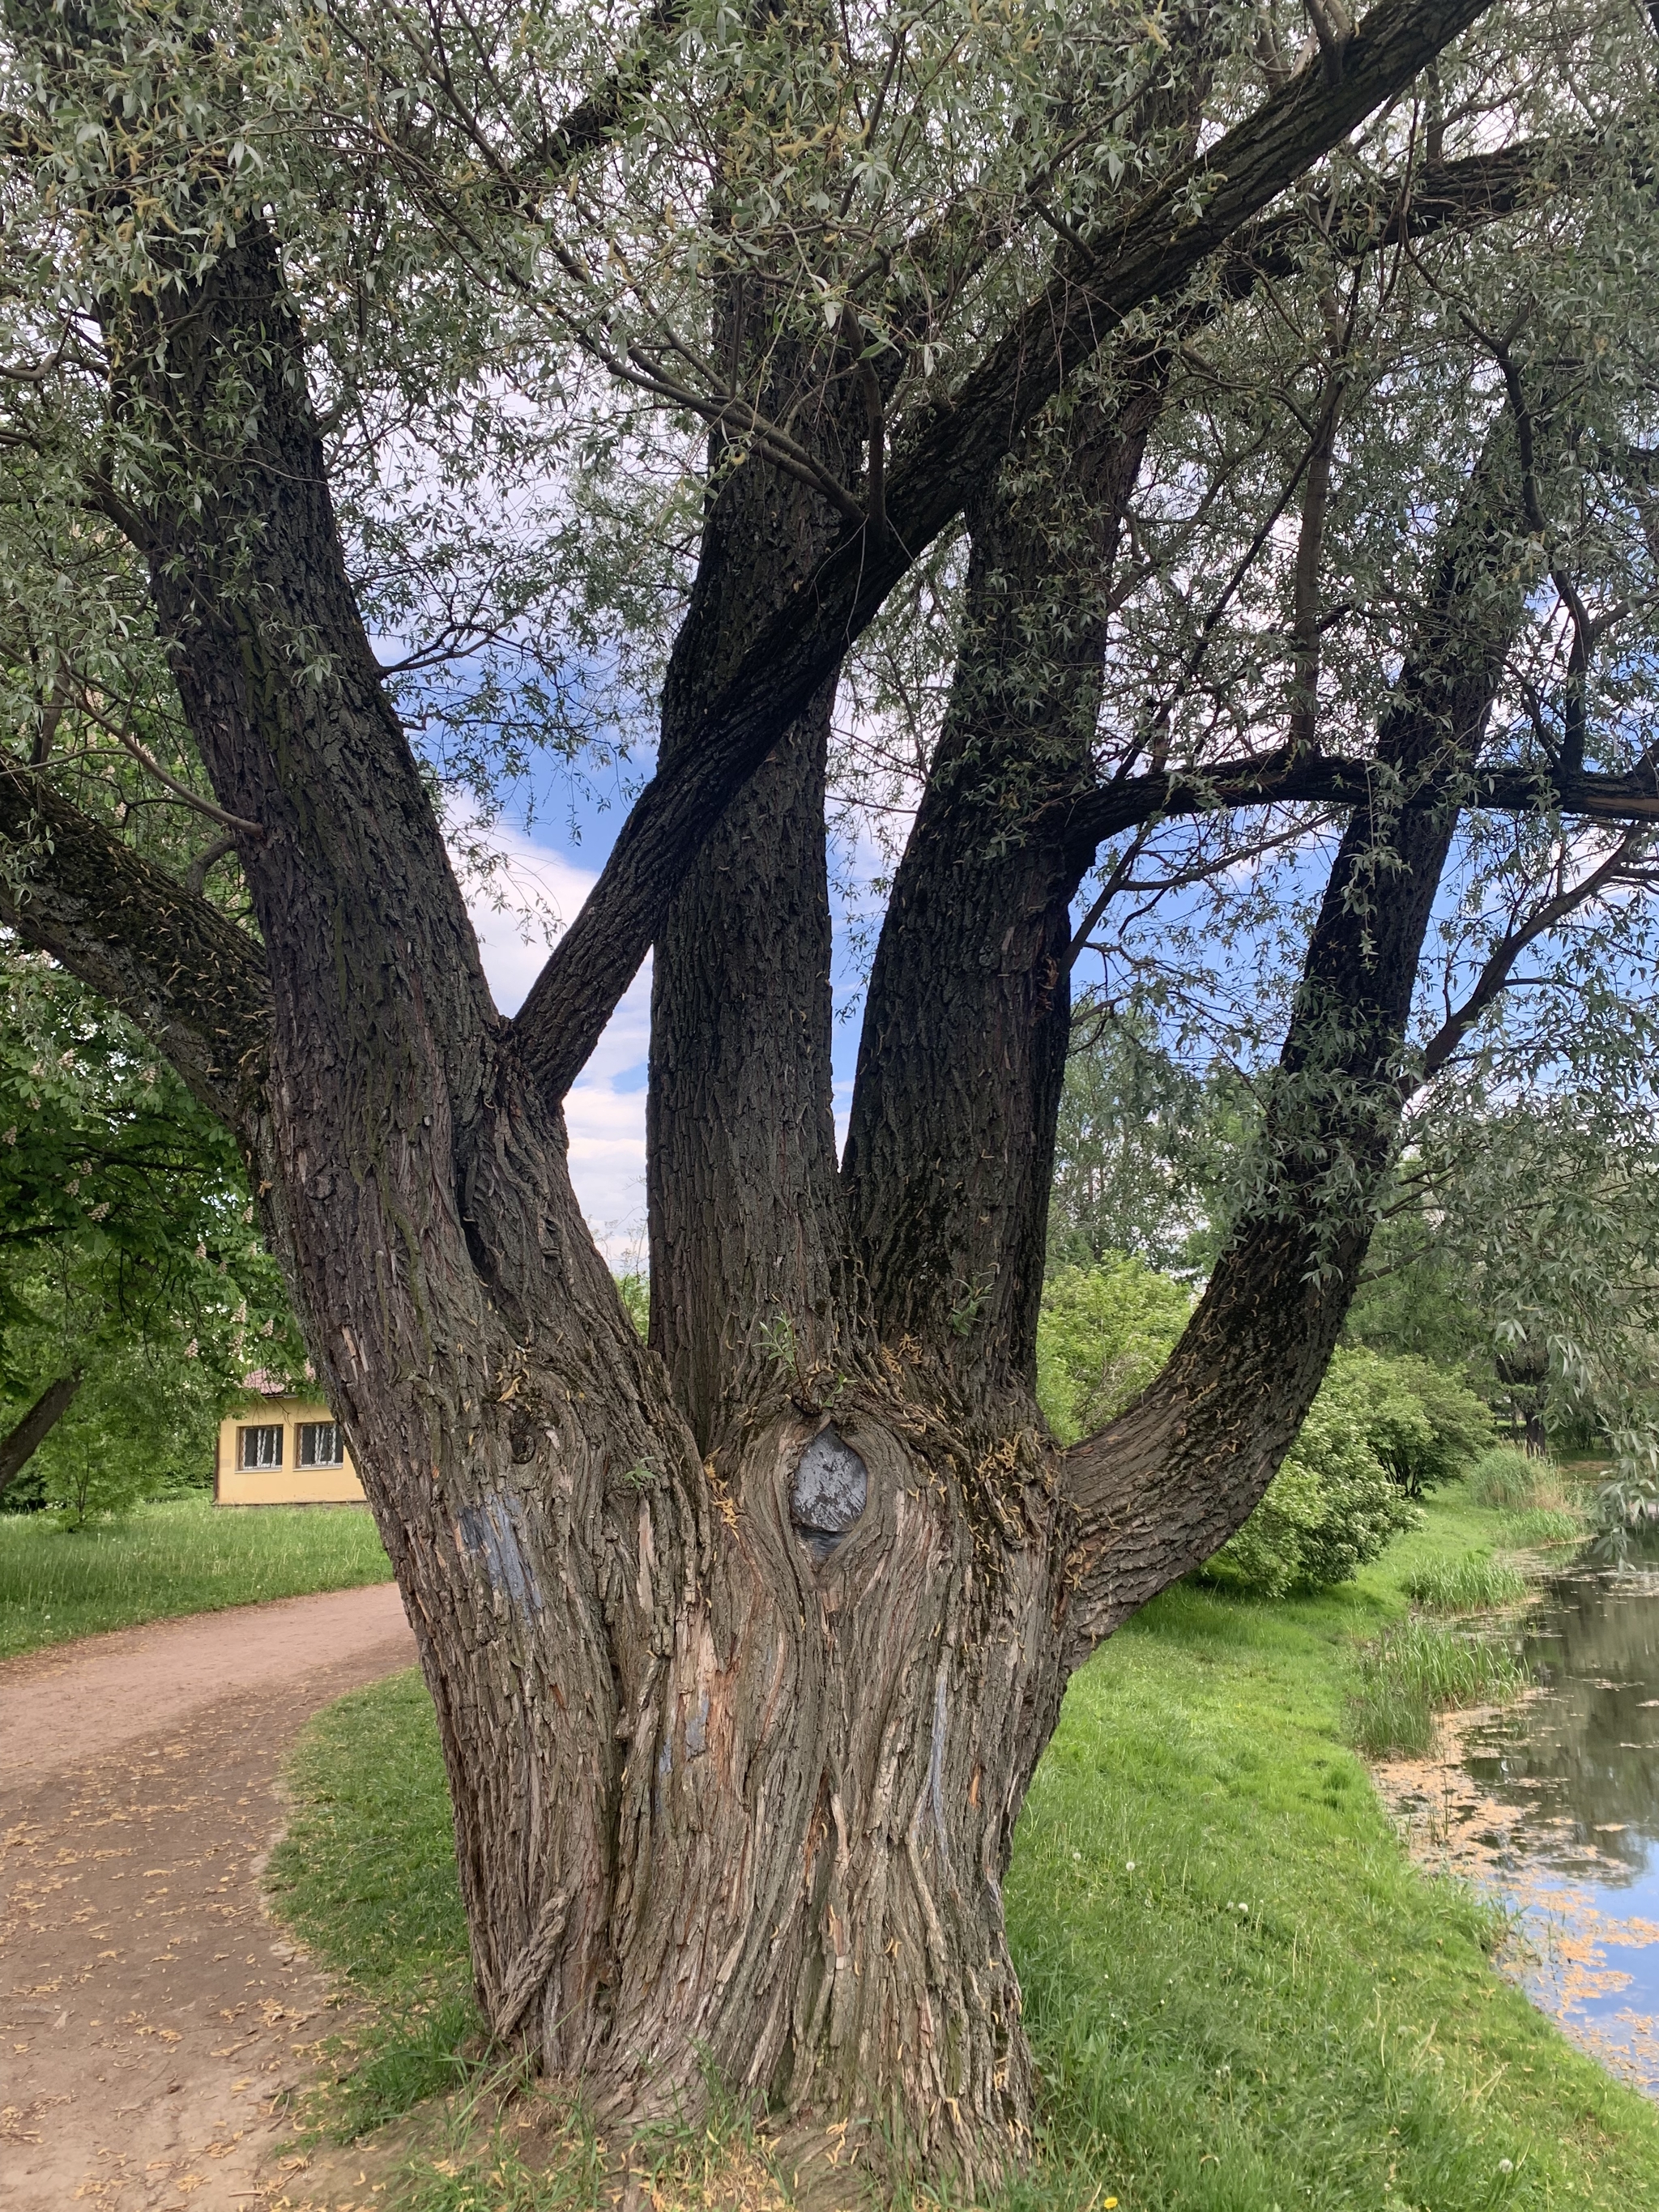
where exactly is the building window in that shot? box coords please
[237,1424,284,1470]
[297,1421,344,1468]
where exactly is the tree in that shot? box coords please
[0,947,302,1511]
[3,0,1659,2187]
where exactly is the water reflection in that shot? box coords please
[1378,1557,1659,2095]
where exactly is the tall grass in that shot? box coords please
[0,1494,391,1657]
[1499,1505,1587,1549]
[1401,1551,1529,1613]
[1350,1617,1528,1758]
[1465,1447,1567,1512]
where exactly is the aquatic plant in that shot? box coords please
[1401,1551,1529,1614]
[1350,1618,1529,1760]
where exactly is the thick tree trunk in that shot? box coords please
[845,384,1163,1409]
[83,224,1065,2189]
[0,6,1564,2189]
[647,308,863,1452]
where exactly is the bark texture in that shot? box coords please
[845,386,1162,1412]
[0,0,1615,2192]
[646,308,863,1451]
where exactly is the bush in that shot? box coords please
[1210,1391,1422,1597]
[1350,1619,1529,1758]
[1401,1552,1529,1613]
[1036,1255,1192,1447]
[1319,1349,1492,1496]
[1465,1445,1565,1512]
[1208,1349,1495,1599]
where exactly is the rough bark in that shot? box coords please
[844,383,1164,1413]
[511,0,1498,1104]
[1060,415,1529,1657]
[646,305,864,1451]
[64,217,1062,2189]
[0,1370,83,1500]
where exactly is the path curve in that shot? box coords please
[1,1583,418,2210]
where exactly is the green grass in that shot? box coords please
[270,1490,1659,2210]
[0,1493,392,1656]
[1498,1507,1587,1550]
[1399,1550,1531,1615]
[1347,1615,1529,1758]
[1464,1449,1564,1514]
[266,1669,484,2142]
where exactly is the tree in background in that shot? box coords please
[6,0,1659,2183]
[0,948,302,1517]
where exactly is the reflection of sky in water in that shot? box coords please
[1447,1563,1659,2093]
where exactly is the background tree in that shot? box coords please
[3,0,1659,2189]
[0,948,303,1513]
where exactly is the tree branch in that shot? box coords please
[511,0,1500,1104]
[0,1370,83,1502]
[1056,408,1528,1662]
[1055,751,1659,864]
[0,762,271,1128]
[1411,829,1650,1088]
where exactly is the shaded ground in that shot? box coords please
[0,1583,415,2210]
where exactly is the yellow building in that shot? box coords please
[215,1374,365,1507]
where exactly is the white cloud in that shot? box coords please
[457,824,649,1264]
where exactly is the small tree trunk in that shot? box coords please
[0,1370,83,1501]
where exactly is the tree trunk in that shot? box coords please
[0,6,1564,2190]
[0,1370,83,1501]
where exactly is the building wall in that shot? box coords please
[214,1397,366,1507]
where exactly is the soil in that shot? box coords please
[0,1583,416,2210]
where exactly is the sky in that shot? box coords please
[455,784,876,1265]
[459,819,652,1265]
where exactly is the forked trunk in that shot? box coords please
[342,1109,1071,2184]
[1,15,1553,2187]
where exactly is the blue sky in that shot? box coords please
[456,765,874,1263]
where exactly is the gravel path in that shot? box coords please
[0,1584,416,2210]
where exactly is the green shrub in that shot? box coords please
[1211,1392,1421,1596]
[1319,1349,1492,1495]
[1036,1255,1192,1446]
[1401,1552,1529,1613]
[1350,1618,1529,1758]
[1466,1445,1561,1511]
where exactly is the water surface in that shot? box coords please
[1382,1559,1659,2092]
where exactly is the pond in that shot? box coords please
[1378,1558,1659,2094]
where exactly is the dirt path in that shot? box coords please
[0,1584,416,2210]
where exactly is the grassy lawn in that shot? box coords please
[268,1490,1659,2210]
[0,1493,392,1657]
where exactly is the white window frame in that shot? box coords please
[296,1420,344,1469]
[237,1423,284,1470]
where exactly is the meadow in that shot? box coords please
[264,1486,1659,2211]
[0,1493,392,1657]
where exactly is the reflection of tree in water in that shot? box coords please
[1463,1569,1659,1880]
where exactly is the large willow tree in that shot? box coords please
[4,0,1659,2187]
